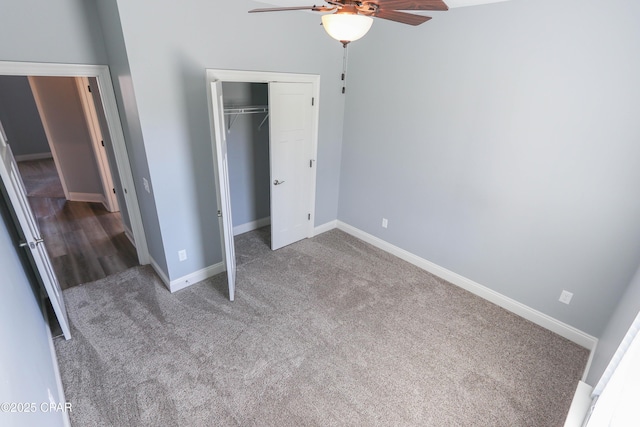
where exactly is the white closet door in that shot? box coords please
[209,81,236,301]
[269,82,314,250]
[0,120,71,339]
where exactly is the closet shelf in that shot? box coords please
[223,105,269,132]
[224,105,268,115]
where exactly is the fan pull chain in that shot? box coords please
[341,44,349,94]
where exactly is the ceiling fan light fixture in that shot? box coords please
[321,13,373,45]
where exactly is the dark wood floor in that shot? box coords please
[18,159,138,290]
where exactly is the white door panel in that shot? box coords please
[0,120,71,339]
[210,81,236,301]
[269,82,314,250]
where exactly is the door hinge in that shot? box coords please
[308,213,311,220]
[87,85,92,93]
[113,188,116,194]
[310,159,313,168]
[101,140,105,147]
[217,210,222,218]
[311,97,314,106]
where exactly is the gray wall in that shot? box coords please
[29,76,104,195]
[94,0,167,274]
[0,76,50,158]
[0,0,106,65]
[110,0,346,280]
[586,263,640,385]
[0,198,66,427]
[0,0,159,267]
[0,0,162,271]
[223,82,271,229]
[338,0,640,336]
[0,5,111,423]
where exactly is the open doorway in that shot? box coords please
[223,82,272,262]
[0,61,149,340]
[207,69,320,300]
[0,74,136,289]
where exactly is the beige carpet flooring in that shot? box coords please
[53,229,588,426]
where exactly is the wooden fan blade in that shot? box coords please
[249,6,333,13]
[372,0,449,11]
[374,10,432,25]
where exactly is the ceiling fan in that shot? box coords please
[249,0,449,46]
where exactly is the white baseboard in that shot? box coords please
[68,192,104,204]
[150,255,225,293]
[564,381,593,427]
[234,216,270,236]
[149,256,171,291]
[335,220,598,351]
[14,152,53,162]
[169,262,225,293]
[314,219,338,236]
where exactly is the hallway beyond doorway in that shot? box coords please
[18,158,138,289]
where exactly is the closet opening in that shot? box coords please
[207,69,320,301]
[223,82,272,260]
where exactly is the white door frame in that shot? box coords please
[0,61,149,265]
[205,69,319,269]
[75,76,120,212]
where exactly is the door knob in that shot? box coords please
[273,179,285,185]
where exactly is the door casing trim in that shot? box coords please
[0,61,150,264]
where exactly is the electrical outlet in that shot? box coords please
[559,290,573,304]
[382,218,388,228]
[143,177,150,194]
[178,249,187,262]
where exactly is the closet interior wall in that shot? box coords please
[222,82,271,236]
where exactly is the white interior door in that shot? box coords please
[269,82,314,250]
[209,81,236,301]
[0,120,71,339]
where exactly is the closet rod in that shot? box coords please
[224,105,269,132]
[223,105,268,115]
